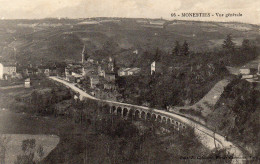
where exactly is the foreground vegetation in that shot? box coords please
[208,79,260,156]
[0,78,233,163]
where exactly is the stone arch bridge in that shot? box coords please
[50,77,245,164]
[100,101,187,131]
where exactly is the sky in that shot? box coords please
[0,0,259,24]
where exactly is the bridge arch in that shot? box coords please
[111,106,116,114]
[162,117,167,124]
[123,108,128,117]
[151,114,157,121]
[171,119,175,124]
[167,118,171,125]
[134,110,140,120]
[117,107,122,115]
[146,113,151,121]
[127,109,134,120]
[141,111,146,120]
[157,115,162,122]
[176,121,180,131]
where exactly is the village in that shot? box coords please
[1,43,260,107]
[0,45,146,103]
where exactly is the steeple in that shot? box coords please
[82,45,89,64]
[82,45,86,64]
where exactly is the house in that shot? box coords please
[24,78,31,88]
[105,73,116,82]
[44,68,50,76]
[23,67,38,76]
[107,57,114,72]
[103,82,116,90]
[98,65,106,77]
[71,72,83,83]
[241,75,254,79]
[239,68,251,75]
[128,68,141,76]
[118,67,141,76]
[49,68,57,76]
[151,61,163,75]
[118,68,130,76]
[90,76,99,88]
[0,62,16,80]
[67,75,76,83]
[82,63,97,77]
[98,77,116,90]
[239,64,258,81]
[133,49,138,54]
[38,66,52,76]
[65,67,71,80]
[239,66,257,75]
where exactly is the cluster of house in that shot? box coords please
[64,45,143,92]
[239,63,260,83]
[118,67,141,76]
[0,61,63,88]
[23,65,59,77]
[64,57,116,89]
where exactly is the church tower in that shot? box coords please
[81,45,88,76]
[108,57,114,72]
[82,45,87,64]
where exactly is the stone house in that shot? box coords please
[0,62,16,80]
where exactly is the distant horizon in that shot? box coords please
[0,0,259,24]
[1,16,259,26]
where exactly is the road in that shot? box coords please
[49,76,245,164]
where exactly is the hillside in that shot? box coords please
[207,79,260,156]
[0,18,259,65]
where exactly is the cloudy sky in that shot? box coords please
[0,0,259,24]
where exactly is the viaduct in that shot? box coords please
[49,76,245,164]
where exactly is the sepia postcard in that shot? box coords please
[0,0,259,163]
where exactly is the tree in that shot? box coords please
[222,34,235,51]
[50,88,58,104]
[173,41,181,56]
[82,45,89,62]
[113,58,119,77]
[154,48,161,62]
[15,139,36,164]
[102,40,119,56]
[241,39,250,51]
[181,41,189,56]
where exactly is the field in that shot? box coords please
[0,78,88,163]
